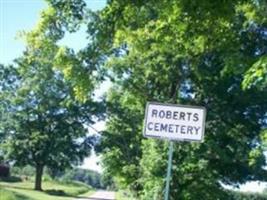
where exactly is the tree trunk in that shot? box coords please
[34,164,44,191]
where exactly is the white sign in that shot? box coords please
[143,102,206,142]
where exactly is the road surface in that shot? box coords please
[75,190,115,200]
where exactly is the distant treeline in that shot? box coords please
[59,168,115,190]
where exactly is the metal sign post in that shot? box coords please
[143,102,206,200]
[164,141,174,200]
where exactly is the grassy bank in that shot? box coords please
[0,179,94,200]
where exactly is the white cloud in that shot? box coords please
[222,181,267,193]
[239,181,267,193]
[80,151,102,173]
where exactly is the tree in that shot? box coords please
[91,0,267,199]
[0,64,20,163]
[0,0,105,191]
[241,1,267,90]
[18,0,105,102]
[1,59,102,190]
[98,87,144,192]
[7,0,266,198]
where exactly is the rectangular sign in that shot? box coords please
[143,102,206,142]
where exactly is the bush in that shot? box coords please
[0,165,10,178]
[11,165,35,177]
[0,176,22,182]
[42,174,52,182]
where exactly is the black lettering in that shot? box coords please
[159,110,165,118]
[187,126,193,134]
[175,125,180,132]
[187,112,192,121]
[160,124,168,132]
[194,126,201,134]
[180,112,185,120]
[166,111,172,119]
[173,111,179,120]
[154,123,160,131]
[152,109,158,118]
[180,125,186,134]
[168,124,174,133]
[193,113,199,122]
[148,122,153,131]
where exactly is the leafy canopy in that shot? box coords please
[90,0,267,199]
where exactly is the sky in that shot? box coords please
[1,0,46,64]
[1,0,267,193]
[0,0,106,64]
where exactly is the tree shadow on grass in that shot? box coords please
[2,185,74,198]
[74,198,114,200]
[0,184,33,191]
[2,183,92,199]
[44,189,72,197]
[3,190,35,200]
[14,192,35,200]
[2,184,72,196]
[44,189,93,198]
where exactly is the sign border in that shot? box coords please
[143,101,207,142]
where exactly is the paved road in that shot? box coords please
[75,190,115,200]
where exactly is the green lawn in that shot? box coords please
[0,179,94,200]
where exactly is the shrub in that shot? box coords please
[11,165,35,177]
[0,165,10,178]
[0,176,22,182]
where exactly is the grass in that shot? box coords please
[0,189,17,200]
[0,179,94,200]
[0,188,32,200]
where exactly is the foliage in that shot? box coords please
[87,0,267,199]
[1,0,267,199]
[0,0,107,190]
[100,171,117,190]
[0,0,105,192]
[115,190,138,200]
[0,59,103,191]
[17,0,105,102]
[0,64,19,154]
[243,55,267,90]
[97,87,144,192]
[11,165,36,178]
